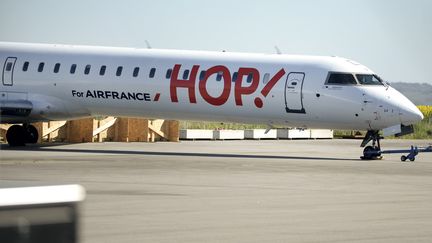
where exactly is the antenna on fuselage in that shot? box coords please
[145,40,152,49]
[274,46,282,55]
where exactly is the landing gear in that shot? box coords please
[360,130,431,162]
[360,130,383,160]
[6,125,26,146]
[6,124,39,146]
[25,125,39,144]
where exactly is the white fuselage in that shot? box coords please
[0,42,423,130]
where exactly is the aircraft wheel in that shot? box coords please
[401,155,407,162]
[6,125,26,146]
[363,146,378,157]
[25,125,39,144]
[364,146,375,152]
[409,157,415,162]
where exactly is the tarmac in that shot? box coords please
[1,139,432,243]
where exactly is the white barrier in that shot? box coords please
[180,129,214,140]
[179,129,333,140]
[213,130,245,140]
[310,129,334,139]
[277,129,311,139]
[244,129,277,139]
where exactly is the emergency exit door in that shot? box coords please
[2,57,17,86]
[284,72,306,114]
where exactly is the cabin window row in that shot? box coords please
[21,61,274,84]
[21,61,156,78]
[165,69,272,84]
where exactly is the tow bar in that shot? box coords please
[381,145,432,162]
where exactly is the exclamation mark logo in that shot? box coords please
[254,69,286,108]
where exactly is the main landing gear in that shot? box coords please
[6,124,39,146]
[360,130,383,160]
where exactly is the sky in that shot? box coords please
[0,0,431,84]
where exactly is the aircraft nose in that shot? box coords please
[399,104,424,125]
[385,86,424,125]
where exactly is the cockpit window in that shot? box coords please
[326,73,357,85]
[356,74,383,85]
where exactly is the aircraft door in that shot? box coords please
[284,72,306,113]
[2,57,17,86]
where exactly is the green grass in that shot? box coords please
[397,117,432,139]
[398,106,432,139]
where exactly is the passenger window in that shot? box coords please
[199,71,206,81]
[247,73,253,83]
[133,67,140,77]
[166,69,172,79]
[183,69,190,79]
[22,62,29,72]
[38,62,45,72]
[216,71,223,81]
[326,73,357,85]
[149,68,156,78]
[6,62,13,71]
[232,72,238,82]
[116,66,123,76]
[84,65,91,75]
[54,63,61,73]
[99,65,106,76]
[263,73,270,84]
[70,64,77,74]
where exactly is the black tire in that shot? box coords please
[25,125,39,144]
[401,155,407,162]
[6,125,26,146]
[409,157,415,162]
[363,145,377,156]
[364,146,375,153]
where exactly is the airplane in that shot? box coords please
[0,42,424,159]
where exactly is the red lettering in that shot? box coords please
[261,68,286,97]
[153,93,160,102]
[199,66,231,106]
[235,68,260,106]
[169,63,286,109]
[170,64,200,103]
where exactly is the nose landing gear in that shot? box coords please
[360,130,383,160]
[6,124,39,146]
[360,130,431,161]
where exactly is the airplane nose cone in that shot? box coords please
[400,104,424,125]
[384,86,424,125]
